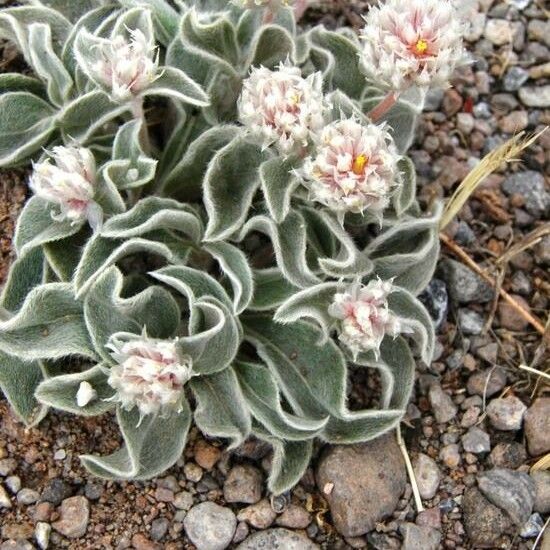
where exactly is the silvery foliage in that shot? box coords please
[0,0,439,494]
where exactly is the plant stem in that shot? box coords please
[368,91,399,123]
[130,97,152,155]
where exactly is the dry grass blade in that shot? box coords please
[440,128,547,230]
[396,426,424,513]
[496,222,550,265]
[531,453,550,472]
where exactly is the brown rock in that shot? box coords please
[276,504,311,529]
[131,533,160,550]
[467,368,506,397]
[498,111,528,134]
[315,434,406,537]
[237,498,277,529]
[52,496,90,539]
[462,488,509,548]
[223,465,263,504]
[524,398,550,456]
[489,442,527,469]
[2,522,33,541]
[442,89,463,116]
[498,295,531,331]
[194,440,221,470]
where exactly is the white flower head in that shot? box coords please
[301,117,399,214]
[359,0,466,91]
[90,28,158,102]
[329,279,402,357]
[106,332,192,418]
[30,146,102,230]
[238,61,327,155]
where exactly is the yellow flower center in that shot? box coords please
[352,154,368,176]
[413,38,429,55]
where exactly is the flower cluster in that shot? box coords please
[238,62,326,155]
[329,279,403,357]
[29,146,102,230]
[89,29,158,102]
[359,0,465,91]
[301,118,399,214]
[106,333,193,418]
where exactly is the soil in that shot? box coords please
[0,1,548,549]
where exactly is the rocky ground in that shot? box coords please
[0,0,549,549]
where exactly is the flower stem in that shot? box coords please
[130,97,152,155]
[368,91,399,123]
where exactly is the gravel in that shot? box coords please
[183,502,237,550]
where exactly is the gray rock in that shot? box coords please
[83,482,103,501]
[477,469,535,526]
[502,171,550,219]
[0,459,17,477]
[316,434,406,537]
[52,496,90,539]
[0,542,34,550]
[184,502,236,550]
[41,479,72,505]
[462,427,491,454]
[223,465,263,504]
[484,19,516,46]
[237,528,319,550]
[462,487,509,547]
[237,499,277,529]
[173,490,194,510]
[524,398,550,456]
[35,522,51,550]
[519,85,550,108]
[366,533,401,550]
[520,513,544,539]
[439,260,493,304]
[486,395,526,431]
[423,89,444,112]
[418,279,448,328]
[17,488,40,505]
[4,476,20,494]
[428,384,457,424]
[457,309,484,335]
[0,483,11,509]
[467,368,506,397]
[489,442,527,469]
[399,523,441,550]
[412,454,440,500]
[531,471,550,514]
[150,517,169,541]
[503,66,529,91]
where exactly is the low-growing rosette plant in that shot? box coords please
[0,0,464,494]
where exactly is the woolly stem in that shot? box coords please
[130,97,152,155]
[368,91,399,123]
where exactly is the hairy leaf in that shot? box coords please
[81,401,191,479]
[190,368,251,447]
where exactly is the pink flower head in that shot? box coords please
[329,279,402,357]
[30,146,102,230]
[90,28,158,102]
[359,0,465,91]
[301,117,399,214]
[238,62,326,155]
[106,332,192,418]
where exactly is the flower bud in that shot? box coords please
[359,0,466,91]
[30,146,102,230]
[301,118,399,214]
[90,28,158,102]
[329,279,402,357]
[238,62,326,155]
[106,333,192,418]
